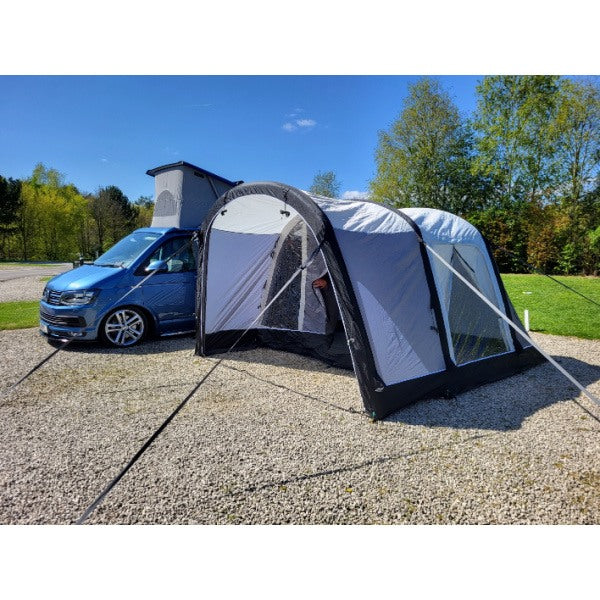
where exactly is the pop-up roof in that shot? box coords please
[146,161,241,229]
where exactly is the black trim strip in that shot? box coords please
[366,345,544,419]
[195,181,382,415]
[195,182,544,420]
[482,235,523,352]
[393,210,454,372]
[40,310,86,327]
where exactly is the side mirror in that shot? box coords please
[145,259,168,273]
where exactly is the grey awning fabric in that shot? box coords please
[196,181,540,420]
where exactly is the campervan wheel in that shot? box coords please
[101,307,147,347]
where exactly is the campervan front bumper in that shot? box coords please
[39,302,100,341]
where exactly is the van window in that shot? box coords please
[94,232,162,268]
[147,236,195,273]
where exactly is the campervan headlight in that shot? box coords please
[59,289,99,306]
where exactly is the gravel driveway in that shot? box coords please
[1,326,599,525]
[0,263,72,302]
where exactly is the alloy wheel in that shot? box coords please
[103,308,146,347]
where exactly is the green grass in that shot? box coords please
[501,274,600,340]
[0,301,40,331]
[0,274,598,340]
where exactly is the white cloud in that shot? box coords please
[296,118,316,128]
[100,157,108,163]
[282,115,317,132]
[342,190,371,200]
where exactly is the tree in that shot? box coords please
[530,77,600,274]
[468,206,532,272]
[15,164,89,261]
[472,75,562,207]
[134,195,154,209]
[370,77,483,214]
[1,164,144,262]
[90,185,134,253]
[133,195,154,228]
[309,171,341,198]
[577,182,600,274]
[588,224,600,276]
[554,78,600,206]
[0,175,22,259]
[0,175,22,227]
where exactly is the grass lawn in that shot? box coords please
[502,274,600,340]
[0,274,598,340]
[0,301,40,331]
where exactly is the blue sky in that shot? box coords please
[0,76,482,201]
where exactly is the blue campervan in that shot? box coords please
[39,162,240,347]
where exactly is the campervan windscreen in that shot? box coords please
[94,232,162,268]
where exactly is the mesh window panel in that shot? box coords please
[448,248,509,365]
[262,221,304,330]
[154,190,176,216]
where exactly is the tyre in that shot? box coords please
[100,306,147,348]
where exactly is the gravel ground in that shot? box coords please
[0,276,46,302]
[0,264,71,302]
[0,326,599,525]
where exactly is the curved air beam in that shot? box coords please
[195,182,546,419]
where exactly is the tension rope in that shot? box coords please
[7,224,599,520]
[75,243,323,524]
[494,246,600,309]
[425,243,600,407]
[6,338,73,393]
[1,237,198,401]
[76,234,599,522]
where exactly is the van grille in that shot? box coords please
[40,310,86,327]
[46,290,63,305]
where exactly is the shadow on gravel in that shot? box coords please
[232,431,501,499]
[51,335,353,375]
[48,334,600,432]
[207,340,357,378]
[386,356,600,432]
[47,333,197,356]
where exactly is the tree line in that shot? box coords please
[0,164,153,262]
[369,76,600,275]
[2,76,599,274]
